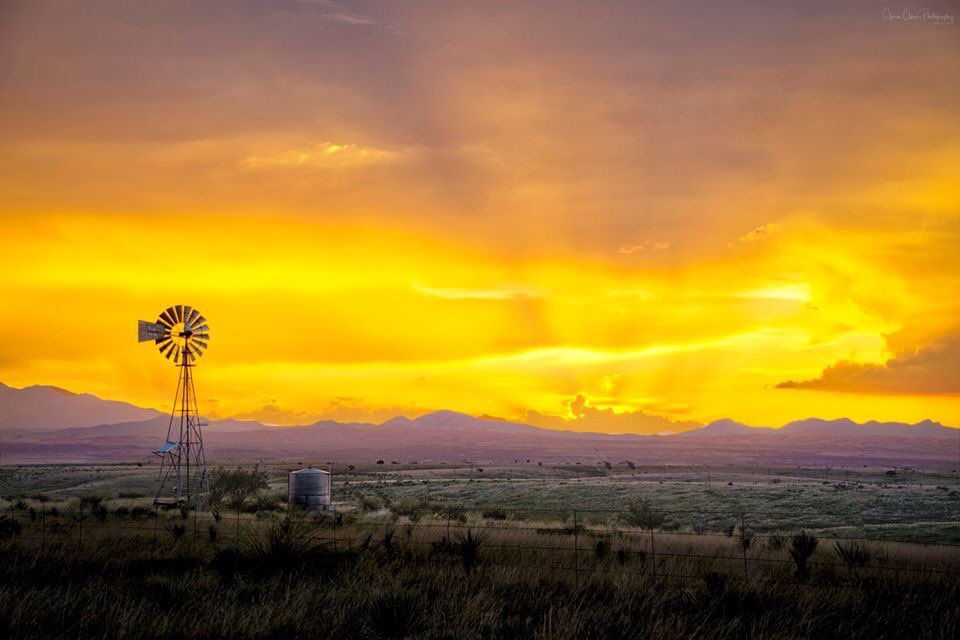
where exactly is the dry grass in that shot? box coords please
[1,508,959,639]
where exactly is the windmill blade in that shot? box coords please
[183,306,194,329]
[193,333,210,340]
[192,324,209,333]
[162,307,177,326]
[186,307,200,326]
[174,305,184,323]
[193,315,206,327]
[192,340,208,350]
[155,337,172,348]
[171,344,181,362]
[160,341,175,358]
[138,320,167,342]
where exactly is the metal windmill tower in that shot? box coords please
[138,305,211,507]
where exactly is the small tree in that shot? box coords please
[623,499,666,529]
[209,466,269,512]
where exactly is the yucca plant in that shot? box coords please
[790,531,818,578]
[458,528,484,573]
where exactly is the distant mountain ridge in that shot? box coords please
[1,381,956,466]
[0,382,162,431]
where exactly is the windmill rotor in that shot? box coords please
[138,305,210,362]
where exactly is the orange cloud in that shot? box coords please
[778,334,960,395]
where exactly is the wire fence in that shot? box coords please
[3,503,960,592]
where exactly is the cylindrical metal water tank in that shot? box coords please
[288,467,332,512]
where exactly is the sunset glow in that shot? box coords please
[0,1,957,431]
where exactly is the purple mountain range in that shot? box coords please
[0,382,956,467]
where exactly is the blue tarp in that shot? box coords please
[155,441,178,453]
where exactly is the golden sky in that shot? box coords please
[0,1,958,431]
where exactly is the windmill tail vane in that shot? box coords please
[138,305,210,508]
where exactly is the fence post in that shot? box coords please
[649,527,656,580]
[741,512,749,579]
[78,502,84,550]
[573,509,580,586]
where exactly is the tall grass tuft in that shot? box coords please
[366,588,423,639]
[834,540,871,569]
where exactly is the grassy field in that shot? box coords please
[1,462,959,638]
[4,461,958,543]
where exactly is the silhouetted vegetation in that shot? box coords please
[790,531,819,578]
[623,499,666,529]
[208,465,269,511]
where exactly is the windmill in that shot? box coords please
[138,305,211,507]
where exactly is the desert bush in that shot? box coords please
[482,509,508,520]
[379,529,397,558]
[168,523,187,543]
[211,545,242,581]
[357,494,383,512]
[594,539,610,560]
[247,491,284,513]
[703,571,726,599]
[246,516,314,571]
[437,505,467,524]
[393,499,426,522]
[208,524,218,544]
[129,506,153,519]
[616,547,629,566]
[790,531,819,578]
[0,515,22,539]
[80,496,108,522]
[834,540,871,569]
[623,499,666,529]
[767,533,785,550]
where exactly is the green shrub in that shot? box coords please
[623,499,666,529]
